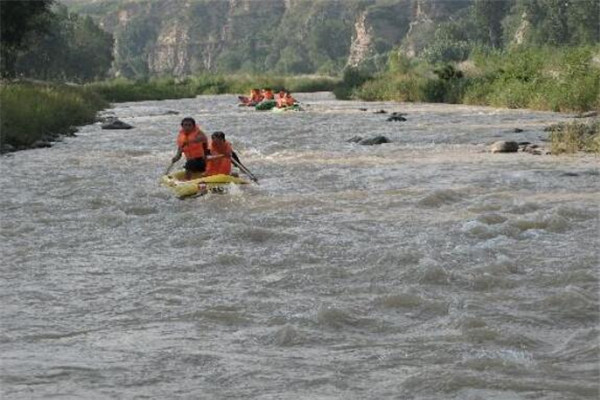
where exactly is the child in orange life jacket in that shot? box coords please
[261,88,274,100]
[204,131,233,176]
[171,117,209,180]
[276,90,297,108]
[276,89,287,108]
[284,91,297,106]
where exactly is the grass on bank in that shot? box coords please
[549,120,600,154]
[0,74,338,151]
[87,74,339,103]
[350,46,600,113]
[1,56,598,154]
[0,81,108,150]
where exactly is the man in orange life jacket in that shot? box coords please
[205,131,233,176]
[250,88,263,104]
[171,117,209,180]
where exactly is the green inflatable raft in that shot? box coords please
[255,100,277,111]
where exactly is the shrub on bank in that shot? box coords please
[353,45,600,113]
[87,77,199,102]
[463,46,600,112]
[0,82,107,150]
[88,74,340,103]
[550,120,600,154]
[0,74,340,152]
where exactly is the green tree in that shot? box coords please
[0,0,54,78]
[566,0,599,45]
[521,0,599,45]
[114,16,160,78]
[274,45,313,74]
[308,20,351,60]
[15,5,113,82]
[473,0,513,48]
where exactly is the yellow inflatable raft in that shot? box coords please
[161,170,250,198]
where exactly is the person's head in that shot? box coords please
[263,88,272,92]
[181,117,196,132]
[285,91,292,97]
[211,131,226,142]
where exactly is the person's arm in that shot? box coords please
[197,130,209,154]
[206,153,225,161]
[172,147,183,163]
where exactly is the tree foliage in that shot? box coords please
[0,0,54,78]
[472,0,512,48]
[14,5,113,82]
[517,0,599,46]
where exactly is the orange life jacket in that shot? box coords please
[262,91,274,100]
[285,95,296,106]
[276,93,287,107]
[177,126,206,159]
[205,140,232,176]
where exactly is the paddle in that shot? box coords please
[164,159,177,175]
[231,151,258,183]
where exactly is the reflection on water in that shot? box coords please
[1,93,598,399]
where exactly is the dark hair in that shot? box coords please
[181,117,195,126]
[211,131,225,140]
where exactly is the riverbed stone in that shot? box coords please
[359,136,391,145]
[573,111,598,118]
[101,119,134,130]
[490,141,519,153]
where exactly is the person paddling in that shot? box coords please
[275,89,286,108]
[249,88,263,105]
[276,90,297,108]
[261,88,274,100]
[171,117,208,180]
[283,90,297,107]
[204,131,233,176]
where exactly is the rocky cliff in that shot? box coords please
[72,0,471,77]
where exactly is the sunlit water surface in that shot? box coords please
[1,93,598,399]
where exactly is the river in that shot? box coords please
[1,92,598,399]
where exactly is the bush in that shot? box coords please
[550,120,600,154]
[0,82,107,150]
[333,67,374,100]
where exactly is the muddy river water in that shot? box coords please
[1,92,598,399]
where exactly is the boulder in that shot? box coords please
[387,115,407,122]
[359,136,391,145]
[387,111,407,122]
[101,119,134,130]
[490,141,519,153]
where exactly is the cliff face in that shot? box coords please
[77,0,470,77]
[346,11,372,68]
